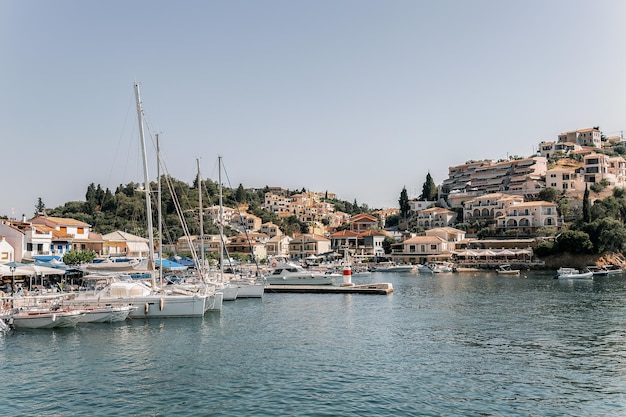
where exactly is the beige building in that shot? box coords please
[442,157,547,207]
[463,193,525,226]
[391,235,450,264]
[414,207,457,229]
[288,234,332,259]
[496,201,559,234]
[558,127,602,148]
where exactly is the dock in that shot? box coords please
[264,283,393,295]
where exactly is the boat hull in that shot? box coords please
[11,310,84,329]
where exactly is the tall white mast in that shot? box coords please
[134,83,156,289]
[219,156,224,283]
[157,133,163,287]
[197,158,205,276]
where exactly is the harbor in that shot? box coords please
[1,270,625,416]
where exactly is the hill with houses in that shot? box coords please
[2,126,626,270]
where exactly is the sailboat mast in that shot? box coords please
[157,133,163,287]
[134,83,156,289]
[197,158,205,276]
[219,156,224,282]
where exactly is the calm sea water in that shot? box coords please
[2,271,626,416]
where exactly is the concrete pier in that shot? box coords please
[264,283,393,295]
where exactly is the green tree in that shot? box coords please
[419,172,438,201]
[538,187,557,202]
[554,230,594,254]
[63,249,97,266]
[582,185,591,223]
[34,197,46,216]
[399,187,410,218]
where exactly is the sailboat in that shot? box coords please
[67,83,222,317]
[214,156,264,298]
[197,158,239,301]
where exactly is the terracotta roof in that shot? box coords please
[330,230,360,238]
[31,216,91,227]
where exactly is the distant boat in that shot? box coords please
[265,262,337,285]
[555,267,593,280]
[417,261,454,274]
[587,265,623,277]
[374,263,416,273]
[496,264,520,275]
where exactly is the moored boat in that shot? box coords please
[555,267,593,280]
[265,262,337,285]
[496,264,520,275]
[10,309,84,329]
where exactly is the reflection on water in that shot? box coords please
[2,271,626,416]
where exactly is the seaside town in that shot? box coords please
[0,123,626,326]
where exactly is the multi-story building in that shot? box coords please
[442,157,547,207]
[414,207,457,229]
[230,212,262,232]
[265,235,292,258]
[463,193,524,226]
[391,235,450,264]
[537,141,582,159]
[545,166,585,193]
[583,153,626,186]
[349,213,380,232]
[288,234,332,259]
[558,127,602,148]
[496,201,559,234]
[260,222,283,238]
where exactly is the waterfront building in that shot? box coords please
[288,234,332,260]
[265,235,292,258]
[496,201,560,235]
[101,231,150,257]
[0,236,15,263]
[391,235,450,264]
[226,234,268,260]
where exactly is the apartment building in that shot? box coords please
[496,201,559,234]
[538,141,582,159]
[463,193,524,225]
[583,153,626,186]
[442,157,547,207]
[545,166,585,193]
[414,207,457,229]
[558,127,602,148]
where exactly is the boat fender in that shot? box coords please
[51,314,56,322]
[144,303,149,315]
[159,298,164,311]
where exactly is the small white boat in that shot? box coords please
[496,264,520,275]
[417,261,454,274]
[555,267,593,280]
[11,309,85,329]
[374,263,416,273]
[588,265,623,276]
[265,262,337,285]
[76,305,135,323]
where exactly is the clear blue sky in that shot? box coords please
[2,1,625,219]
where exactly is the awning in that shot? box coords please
[126,242,150,253]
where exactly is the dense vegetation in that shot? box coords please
[36,177,373,247]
